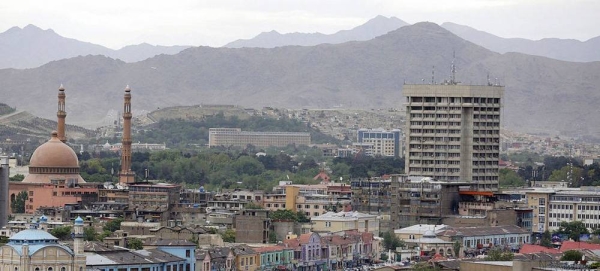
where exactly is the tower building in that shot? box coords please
[403,84,503,191]
[57,84,67,143]
[119,85,135,184]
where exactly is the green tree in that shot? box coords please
[540,230,553,248]
[127,238,144,250]
[499,168,525,187]
[485,247,514,261]
[453,241,462,257]
[268,231,277,244]
[382,231,404,251]
[221,229,236,243]
[10,191,28,213]
[0,236,8,245]
[103,218,124,232]
[548,165,584,186]
[561,250,583,261]
[83,227,97,241]
[9,174,24,182]
[50,226,72,240]
[269,209,297,221]
[295,211,310,223]
[556,221,589,241]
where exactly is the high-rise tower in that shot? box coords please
[403,84,504,191]
[57,84,67,143]
[119,85,135,185]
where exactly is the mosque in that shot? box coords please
[7,85,141,214]
[0,215,86,271]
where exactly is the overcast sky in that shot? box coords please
[0,0,598,49]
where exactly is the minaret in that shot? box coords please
[57,84,67,143]
[73,216,84,255]
[119,85,135,185]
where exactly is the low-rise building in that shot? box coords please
[235,209,270,244]
[311,211,380,236]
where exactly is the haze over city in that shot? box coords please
[1,0,598,49]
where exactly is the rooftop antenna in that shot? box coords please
[451,51,456,84]
[431,66,435,84]
[487,73,491,86]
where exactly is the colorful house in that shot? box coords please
[232,245,259,271]
[283,232,327,271]
[253,245,294,270]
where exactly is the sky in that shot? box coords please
[0,0,598,49]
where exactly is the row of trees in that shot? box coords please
[75,147,407,191]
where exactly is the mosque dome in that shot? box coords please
[74,216,84,225]
[28,131,79,169]
[9,229,58,242]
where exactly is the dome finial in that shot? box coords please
[125,85,131,92]
[59,84,64,91]
[51,131,58,138]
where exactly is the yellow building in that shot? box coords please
[311,211,380,236]
[525,190,553,233]
[0,216,86,271]
[232,245,259,271]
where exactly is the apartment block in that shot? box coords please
[357,128,403,157]
[403,84,504,191]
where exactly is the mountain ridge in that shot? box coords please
[0,22,598,137]
[0,25,191,69]
[224,15,408,48]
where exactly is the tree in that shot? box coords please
[269,209,297,221]
[556,221,589,241]
[127,238,144,250]
[499,168,525,187]
[540,230,553,248]
[561,250,583,261]
[295,211,310,223]
[221,229,236,243]
[453,241,462,257]
[103,218,124,232]
[9,174,24,182]
[10,191,28,213]
[50,226,72,240]
[84,227,98,241]
[268,231,277,244]
[382,231,404,251]
[485,247,514,261]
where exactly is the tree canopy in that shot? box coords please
[555,221,589,241]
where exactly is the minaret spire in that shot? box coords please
[57,84,67,143]
[119,85,135,185]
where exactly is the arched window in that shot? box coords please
[61,267,66,271]
[48,267,53,271]
[15,267,18,271]
[35,267,40,271]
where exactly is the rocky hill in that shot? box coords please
[0,22,598,137]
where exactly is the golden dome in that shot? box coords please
[29,131,79,168]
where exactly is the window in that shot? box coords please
[325,221,331,227]
[186,250,191,257]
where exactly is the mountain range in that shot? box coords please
[0,24,190,69]
[224,16,600,63]
[441,22,600,63]
[0,22,598,137]
[224,15,409,48]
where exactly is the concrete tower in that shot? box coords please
[119,85,135,185]
[73,216,84,255]
[403,84,504,191]
[0,156,8,228]
[57,84,67,143]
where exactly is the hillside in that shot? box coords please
[0,22,599,137]
[224,15,408,48]
[0,25,190,69]
[442,22,600,62]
